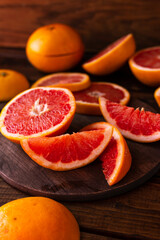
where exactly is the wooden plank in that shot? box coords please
[65,179,160,240]
[0,0,159,50]
[0,175,160,240]
[81,232,122,240]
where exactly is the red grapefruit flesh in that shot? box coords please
[32,73,91,92]
[129,47,160,86]
[0,87,76,143]
[21,126,113,171]
[74,82,130,115]
[80,122,132,186]
[82,34,136,75]
[99,98,160,142]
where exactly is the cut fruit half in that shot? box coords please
[32,72,91,92]
[80,122,132,186]
[129,46,160,86]
[74,82,130,115]
[154,87,160,107]
[82,33,136,75]
[21,126,113,171]
[0,87,76,143]
[99,98,160,143]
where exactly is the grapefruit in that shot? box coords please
[0,87,76,143]
[0,197,80,240]
[80,122,132,186]
[0,69,29,102]
[20,127,113,171]
[73,82,130,115]
[26,23,84,72]
[82,33,136,75]
[32,72,91,92]
[129,46,160,86]
[99,97,160,143]
[154,87,160,107]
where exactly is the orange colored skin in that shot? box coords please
[82,34,136,75]
[0,69,29,101]
[129,48,160,86]
[0,87,76,144]
[0,197,80,240]
[32,72,91,92]
[26,23,84,72]
[80,122,132,186]
[154,87,160,107]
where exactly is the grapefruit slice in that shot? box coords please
[80,122,132,186]
[129,46,160,86]
[154,87,160,107]
[82,33,136,75]
[74,82,130,115]
[20,126,113,171]
[32,72,91,92]
[0,87,76,143]
[99,97,160,143]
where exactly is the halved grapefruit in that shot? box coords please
[21,126,113,171]
[154,87,160,107]
[99,97,160,143]
[80,122,132,186]
[32,73,91,92]
[82,33,136,75]
[129,46,160,86]
[74,82,130,115]
[0,87,76,143]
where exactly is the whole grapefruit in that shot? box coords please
[26,23,84,72]
[0,197,80,240]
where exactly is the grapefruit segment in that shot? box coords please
[129,46,160,86]
[32,72,91,92]
[74,82,130,115]
[82,34,136,75]
[21,126,113,171]
[154,87,160,107]
[0,87,76,143]
[80,122,132,186]
[99,97,160,142]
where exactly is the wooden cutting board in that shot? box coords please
[0,99,160,201]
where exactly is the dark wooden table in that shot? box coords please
[0,48,160,240]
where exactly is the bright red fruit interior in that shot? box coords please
[4,89,71,135]
[37,74,83,86]
[134,48,160,69]
[28,130,105,163]
[74,83,125,104]
[85,35,127,63]
[99,137,117,179]
[106,101,160,135]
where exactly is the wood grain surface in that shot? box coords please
[0,0,159,51]
[0,48,160,240]
[0,99,160,201]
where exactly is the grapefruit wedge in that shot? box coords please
[129,46,160,86]
[154,87,160,107]
[0,87,76,143]
[21,126,113,171]
[32,72,91,92]
[80,122,132,186]
[74,82,130,115]
[99,98,160,143]
[82,33,136,75]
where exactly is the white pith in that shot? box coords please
[21,127,113,171]
[0,87,76,141]
[131,46,160,71]
[99,97,160,143]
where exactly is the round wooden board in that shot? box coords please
[0,99,160,201]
